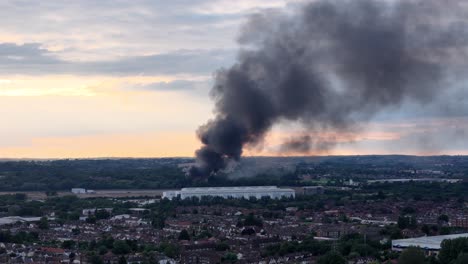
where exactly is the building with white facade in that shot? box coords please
[71,188,95,194]
[71,188,87,194]
[163,186,295,200]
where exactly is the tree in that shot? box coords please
[118,256,127,264]
[112,240,131,255]
[89,255,103,264]
[86,215,97,224]
[440,226,451,235]
[61,240,76,249]
[69,212,80,221]
[398,247,426,264]
[439,237,468,264]
[69,252,76,261]
[72,228,81,235]
[98,245,108,255]
[178,229,190,240]
[151,215,165,229]
[38,217,49,230]
[160,243,179,258]
[222,252,238,263]
[454,253,468,264]
[421,225,430,235]
[438,214,449,223]
[398,216,417,230]
[215,242,230,251]
[95,209,111,220]
[243,213,263,227]
[318,251,346,264]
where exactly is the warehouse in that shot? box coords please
[163,186,295,200]
[392,233,468,255]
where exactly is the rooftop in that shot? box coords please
[181,186,279,191]
[392,233,468,250]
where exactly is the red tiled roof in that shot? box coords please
[40,247,65,254]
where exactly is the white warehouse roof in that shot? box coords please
[163,186,295,200]
[392,233,468,251]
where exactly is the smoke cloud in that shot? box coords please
[189,0,468,178]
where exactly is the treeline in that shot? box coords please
[365,182,468,201]
[0,156,467,191]
[60,235,180,264]
[0,159,190,191]
[0,158,306,191]
[262,233,390,263]
[0,230,39,244]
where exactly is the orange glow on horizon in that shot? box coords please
[1,129,465,159]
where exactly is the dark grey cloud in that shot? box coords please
[280,135,313,153]
[278,134,354,154]
[0,43,49,58]
[0,43,60,66]
[189,0,468,178]
[0,43,235,75]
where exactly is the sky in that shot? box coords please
[1,0,467,158]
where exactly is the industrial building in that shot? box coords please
[392,233,468,255]
[71,188,95,194]
[162,186,295,200]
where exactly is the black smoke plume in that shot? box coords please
[189,0,468,178]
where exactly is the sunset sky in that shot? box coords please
[1,0,468,158]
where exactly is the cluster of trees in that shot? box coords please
[176,228,214,241]
[61,235,180,263]
[438,237,468,264]
[0,193,43,217]
[261,236,468,263]
[0,159,190,191]
[0,230,39,244]
[318,251,346,264]
[237,213,263,227]
[366,182,468,202]
[262,233,391,262]
[0,194,142,227]
[296,155,468,177]
[262,236,332,257]
[54,235,138,255]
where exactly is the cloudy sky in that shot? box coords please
[1,0,467,158]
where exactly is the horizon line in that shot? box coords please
[1,153,467,161]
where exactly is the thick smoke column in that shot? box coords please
[189,0,468,178]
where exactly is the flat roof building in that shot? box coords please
[392,233,468,255]
[163,186,295,200]
[71,188,87,194]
